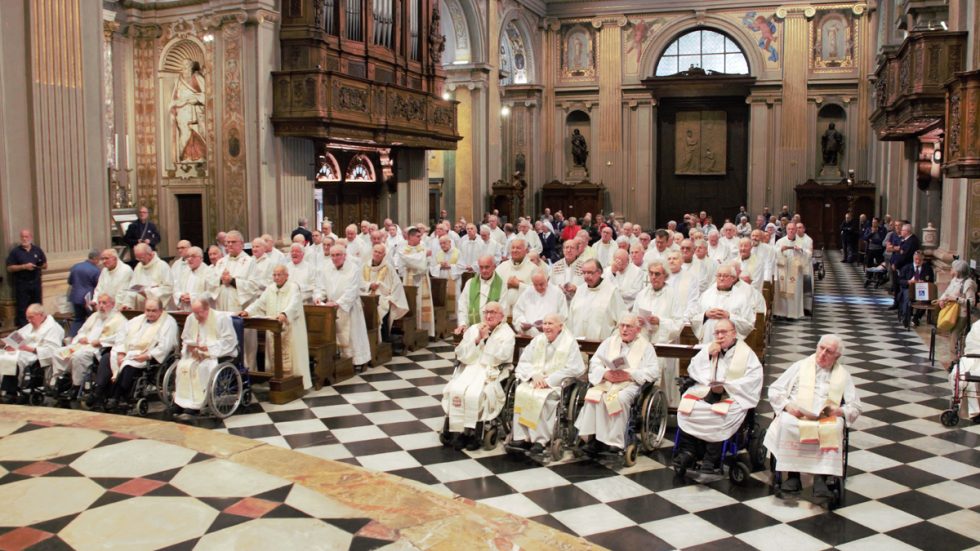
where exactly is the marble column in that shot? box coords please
[775,7,814,209]
[246,9,283,240]
[278,138,315,242]
[594,16,626,214]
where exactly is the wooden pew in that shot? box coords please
[430,277,452,340]
[244,317,305,404]
[360,294,392,367]
[393,285,429,351]
[304,304,354,389]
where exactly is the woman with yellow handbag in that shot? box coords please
[936,260,976,361]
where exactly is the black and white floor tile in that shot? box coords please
[212,251,980,550]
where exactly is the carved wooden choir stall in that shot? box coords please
[430,277,452,339]
[304,305,354,390]
[360,294,393,367]
[392,286,428,351]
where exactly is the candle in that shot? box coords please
[113,133,119,167]
[126,135,132,168]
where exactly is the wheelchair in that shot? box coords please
[46,348,108,408]
[438,360,517,451]
[160,316,252,419]
[504,376,587,462]
[671,378,767,485]
[812,248,826,281]
[769,419,850,509]
[16,362,47,406]
[574,380,670,467]
[941,353,980,427]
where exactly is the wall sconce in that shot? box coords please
[203,33,214,43]
[933,148,942,163]
[500,105,511,117]
[441,91,451,101]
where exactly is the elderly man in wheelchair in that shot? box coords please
[764,334,861,501]
[441,301,516,451]
[49,293,127,404]
[575,314,660,458]
[169,298,239,422]
[0,304,64,404]
[673,319,763,478]
[507,313,585,458]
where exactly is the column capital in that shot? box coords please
[591,15,628,29]
[775,6,816,20]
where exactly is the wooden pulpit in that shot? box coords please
[360,294,392,366]
[304,304,354,388]
[244,317,306,404]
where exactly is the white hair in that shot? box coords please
[818,334,845,355]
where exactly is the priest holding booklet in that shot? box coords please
[512,269,568,337]
[574,314,659,453]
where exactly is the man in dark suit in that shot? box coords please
[290,217,313,244]
[898,250,934,325]
[839,212,860,263]
[889,222,920,309]
[123,206,161,255]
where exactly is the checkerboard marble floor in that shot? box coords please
[210,251,980,550]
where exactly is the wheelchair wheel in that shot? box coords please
[482,425,499,450]
[135,398,149,417]
[438,417,452,446]
[729,460,751,485]
[940,409,960,427]
[623,443,638,467]
[550,438,564,462]
[748,425,767,470]
[208,363,243,419]
[160,363,178,408]
[29,392,45,406]
[640,389,668,452]
[500,377,517,436]
[828,476,845,510]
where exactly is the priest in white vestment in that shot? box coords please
[50,294,126,393]
[172,299,238,417]
[642,230,672,267]
[797,223,816,313]
[429,235,462,300]
[737,238,766,291]
[591,227,618,269]
[93,249,133,307]
[344,224,367,266]
[95,298,178,409]
[550,240,585,300]
[285,243,317,303]
[568,259,627,341]
[242,265,312,389]
[478,226,503,264]
[456,256,505,331]
[692,240,719,293]
[315,245,371,367]
[575,314,659,451]
[751,230,777,284]
[171,247,214,311]
[706,231,730,265]
[665,251,700,320]
[127,244,173,310]
[508,315,585,454]
[395,228,435,336]
[720,223,740,259]
[171,240,192,281]
[516,219,543,255]
[764,335,861,497]
[495,238,536,316]
[633,260,686,407]
[246,238,277,300]
[774,222,809,319]
[512,270,568,337]
[674,319,763,475]
[692,265,757,342]
[0,304,65,402]
[442,302,516,450]
[458,224,483,273]
[604,249,646,309]
[361,244,409,341]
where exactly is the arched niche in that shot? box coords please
[316,152,342,182]
[816,103,847,176]
[640,16,768,78]
[345,154,377,182]
[439,0,485,65]
[158,37,208,177]
[565,110,591,178]
[499,14,536,85]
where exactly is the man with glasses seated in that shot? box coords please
[442,301,515,450]
[673,319,763,476]
[575,314,659,454]
[692,264,756,343]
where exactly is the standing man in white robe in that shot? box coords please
[706,230,730,264]
[568,259,627,341]
[127,244,173,310]
[591,227,617,268]
[242,265,312,389]
[674,319,763,476]
[362,244,409,342]
[765,335,861,497]
[551,240,585,300]
[172,299,238,420]
[315,245,371,368]
[344,224,367,265]
[751,230,776,284]
[774,222,809,319]
[693,265,757,342]
[458,223,483,273]
[93,249,133,308]
[575,314,659,452]
[94,298,177,411]
[246,238,276,300]
[643,230,672,266]
[456,256,504,332]
[0,304,65,403]
[495,238,535,316]
[512,269,568,337]
[442,301,515,450]
[50,294,126,397]
[516,219,543,255]
[665,251,700,319]
[478,225,502,264]
[395,227,434,336]
[171,240,192,280]
[508,314,585,455]
[286,243,316,303]
[737,238,766,291]
[604,249,646,309]
[692,239,719,293]
[633,260,686,407]
[797,223,816,314]
[172,247,214,311]
[211,231,256,366]
[430,235,462,299]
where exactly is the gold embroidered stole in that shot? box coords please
[795,355,847,451]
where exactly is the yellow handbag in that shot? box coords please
[937,302,960,332]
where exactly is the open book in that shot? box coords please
[795,405,832,420]
[3,332,25,349]
[636,308,658,328]
[128,284,146,293]
[596,352,627,371]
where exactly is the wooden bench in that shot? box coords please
[430,278,452,340]
[393,285,428,351]
[361,294,392,367]
[304,304,353,389]
[244,317,305,404]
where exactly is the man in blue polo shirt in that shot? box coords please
[5,229,47,327]
[67,249,102,336]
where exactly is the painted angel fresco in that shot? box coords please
[743,12,779,63]
[624,18,665,66]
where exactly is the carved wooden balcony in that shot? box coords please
[944,70,980,179]
[870,31,967,141]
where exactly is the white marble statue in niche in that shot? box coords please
[170,59,207,166]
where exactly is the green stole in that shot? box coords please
[468,275,503,325]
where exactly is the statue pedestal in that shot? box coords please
[818,164,842,181]
[566,166,589,183]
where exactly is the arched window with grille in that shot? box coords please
[655,29,749,76]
